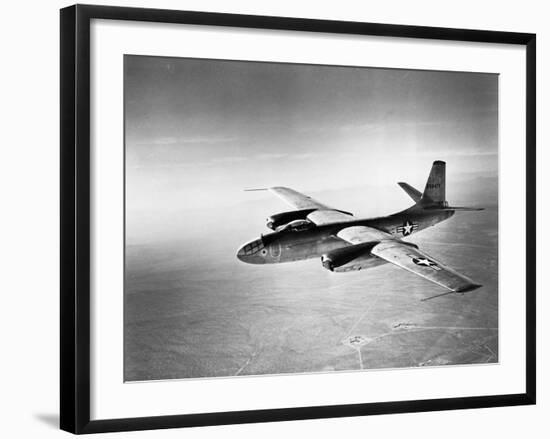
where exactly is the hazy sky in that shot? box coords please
[124,56,499,382]
[125,55,498,242]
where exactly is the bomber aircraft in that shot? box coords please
[237,161,484,300]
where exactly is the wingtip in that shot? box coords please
[421,283,482,301]
[457,284,483,293]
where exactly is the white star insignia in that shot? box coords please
[397,220,417,236]
[409,256,441,271]
[402,222,414,235]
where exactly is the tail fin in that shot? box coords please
[421,161,446,206]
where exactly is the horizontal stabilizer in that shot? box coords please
[398,182,422,203]
[448,206,484,211]
[423,206,484,212]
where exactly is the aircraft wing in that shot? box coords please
[249,186,355,225]
[306,210,355,226]
[337,226,481,293]
[337,225,393,243]
[264,186,332,210]
[371,241,481,293]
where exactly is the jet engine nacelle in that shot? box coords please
[321,242,381,272]
[266,209,316,230]
[266,208,354,230]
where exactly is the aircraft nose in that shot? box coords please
[236,246,248,261]
[236,238,266,264]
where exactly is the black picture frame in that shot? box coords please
[60,4,536,434]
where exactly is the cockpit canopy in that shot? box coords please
[278,219,314,232]
[266,208,316,230]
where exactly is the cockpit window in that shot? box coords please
[242,239,264,255]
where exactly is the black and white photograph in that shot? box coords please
[124,55,499,382]
[1,0,544,436]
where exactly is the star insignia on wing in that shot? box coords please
[408,255,441,271]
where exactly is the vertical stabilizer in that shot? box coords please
[421,161,446,206]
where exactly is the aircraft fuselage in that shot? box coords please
[237,207,454,269]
